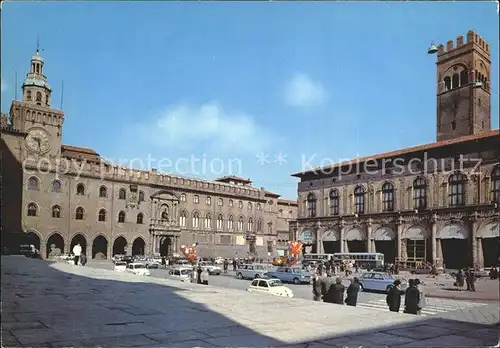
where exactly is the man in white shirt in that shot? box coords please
[72,243,82,266]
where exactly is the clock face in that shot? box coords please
[26,128,51,154]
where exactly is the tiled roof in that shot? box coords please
[264,190,280,198]
[292,129,500,177]
[61,145,99,155]
[278,199,298,206]
[215,175,252,183]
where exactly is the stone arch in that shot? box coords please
[46,232,65,258]
[477,220,500,239]
[322,229,340,241]
[24,230,41,251]
[112,235,128,256]
[345,226,366,241]
[438,222,469,240]
[373,226,396,240]
[70,233,88,255]
[405,224,430,240]
[131,236,146,256]
[27,175,41,190]
[92,234,109,259]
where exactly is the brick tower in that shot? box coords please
[435,30,491,141]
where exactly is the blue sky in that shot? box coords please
[2,2,498,199]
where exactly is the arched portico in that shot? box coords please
[132,237,146,256]
[24,231,41,251]
[405,225,431,265]
[345,227,366,253]
[322,229,340,254]
[373,227,396,263]
[477,222,499,267]
[46,233,65,258]
[112,236,127,256]
[92,235,109,259]
[438,223,470,269]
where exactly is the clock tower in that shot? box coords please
[9,44,64,158]
[435,30,491,142]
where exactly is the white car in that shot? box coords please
[125,262,150,276]
[168,267,193,282]
[236,264,267,280]
[199,261,222,275]
[247,278,294,298]
[114,261,127,272]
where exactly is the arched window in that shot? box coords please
[179,211,187,227]
[248,218,253,232]
[460,69,468,86]
[206,196,211,205]
[307,193,317,217]
[204,213,212,229]
[444,77,452,91]
[51,181,61,193]
[449,172,467,206]
[52,205,61,218]
[382,182,394,212]
[118,211,126,223]
[193,195,199,204]
[248,202,252,210]
[238,216,244,231]
[268,222,273,234]
[36,92,42,102]
[76,183,85,195]
[139,191,145,202]
[229,199,233,207]
[28,177,39,191]
[27,90,32,101]
[217,214,223,230]
[228,215,234,231]
[98,209,106,222]
[99,186,107,198]
[329,189,339,215]
[192,212,200,228]
[218,198,223,206]
[257,218,262,232]
[452,73,459,89]
[354,186,365,214]
[118,188,126,200]
[75,207,84,220]
[27,203,37,216]
[413,177,427,209]
[256,203,261,211]
[238,201,243,209]
[180,193,186,202]
[136,213,144,224]
[491,166,500,203]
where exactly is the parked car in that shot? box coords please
[168,267,193,282]
[145,259,160,269]
[236,264,267,280]
[122,256,135,264]
[358,271,407,293]
[114,261,127,272]
[125,262,150,276]
[265,267,312,285]
[247,278,294,298]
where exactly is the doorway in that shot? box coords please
[323,241,340,254]
[347,241,366,253]
[441,238,469,269]
[375,240,396,263]
[482,237,499,267]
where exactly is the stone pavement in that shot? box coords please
[1,256,499,348]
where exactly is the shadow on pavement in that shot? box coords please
[1,256,498,348]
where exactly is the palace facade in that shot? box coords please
[0,48,297,259]
[290,30,499,270]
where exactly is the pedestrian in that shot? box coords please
[456,269,465,290]
[72,243,82,266]
[197,265,203,284]
[80,253,87,266]
[312,268,324,301]
[467,268,476,292]
[345,277,360,306]
[223,259,228,274]
[404,279,420,315]
[201,268,209,285]
[386,279,402,312]
[232,259,237,272]
[326,277,345,305]
[354,262,359,274]
[414,278,426,315]
[321,272,334,303]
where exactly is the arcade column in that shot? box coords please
[476,237,484,269]
[396,221,403,261]
[340,225,346,253]
[436,238,443,268]
[431,217,437,265]
[367,223,373,253]
[470,218,480,268]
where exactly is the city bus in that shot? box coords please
[303,253,334,263]
[332,252,384,269]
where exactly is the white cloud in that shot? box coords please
[137,101,273,154]
[284,73,327,107]
[0,78,7,93]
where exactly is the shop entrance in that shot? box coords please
[441,239,469,269]
[482,237,499,267]
[322,229,340,254]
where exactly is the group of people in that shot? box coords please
[193,264,209,285]
[489,267,500,280]
[454,268,477,291]
[312,268,362,306]
[71,243,87,266]
[312,266,427,315]
[387,278,426,315]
